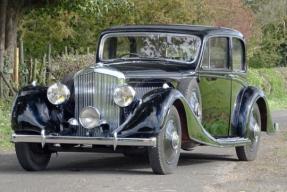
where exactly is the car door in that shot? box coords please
[198,36,232,137]
[229,37,248,136]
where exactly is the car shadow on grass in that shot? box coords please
[0,150,237,175]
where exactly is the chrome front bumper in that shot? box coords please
[11,132,157,149]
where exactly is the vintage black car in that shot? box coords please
[11,25,276,174]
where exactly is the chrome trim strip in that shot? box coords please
[94,66,125,79]
[11,133,157,148]
[215,137,251,147]
[75,65,126,80]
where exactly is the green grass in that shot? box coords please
[248,67,287,111]
[0,99,13,151]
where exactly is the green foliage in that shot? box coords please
[247,0,287,68]
[14,0,287,70]
[19,0,135,58]
[248,67,287,110]
[19,0,213,59]
[0,99,12,150]
[52,54,95,80]
[130,0,211,24]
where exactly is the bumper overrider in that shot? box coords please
[11,130,157,150]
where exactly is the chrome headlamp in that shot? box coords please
[47,82,70,105]
[79,106,101,129]
[113,85,136,107]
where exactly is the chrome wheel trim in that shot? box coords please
[164,120,180,165]
[247,107,261,152]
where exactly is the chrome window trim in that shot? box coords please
[197,34,246,73]
[98,32,202,64]
[231,37,247,73]
[199,36,230,71]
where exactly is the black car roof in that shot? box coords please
[102,24,244,38]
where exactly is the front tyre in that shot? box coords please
[148,106,182,174]
[236,102,261,161]
[15,143,51,171]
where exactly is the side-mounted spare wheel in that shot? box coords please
[15,143,51,171]
[148,106,182,174]
[178,78,202,121]
[178,79,202,151]
[236,102,261,161]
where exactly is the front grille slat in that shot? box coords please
[75,70,121,136]
[135,86,160,98]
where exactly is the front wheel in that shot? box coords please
[236,102,261,161]
[148,106,182,174]
[15,143,51,171]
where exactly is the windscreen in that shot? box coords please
[100,33,201,63]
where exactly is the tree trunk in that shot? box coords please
[5,3,19,96]
[0,0,8,98]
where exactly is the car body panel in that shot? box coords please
[11,25,275,150]
[199,71,232,137]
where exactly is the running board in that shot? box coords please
[215,137,251,147]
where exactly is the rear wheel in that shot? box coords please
[236,103,261,161]
[148,106,182,174]
[15,143,51,171]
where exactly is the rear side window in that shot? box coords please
[201,37,229,70]
[232,38,245,71]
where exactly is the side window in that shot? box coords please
[201,37,229,70]
[232,38,245,71]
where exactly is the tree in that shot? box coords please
[0,0,7,96]
[0,0,59,97]
[130,0,211,24]
[19,0,134,58]
[206,0,256,39]
[247,0,287,67]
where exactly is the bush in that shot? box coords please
[51,54,95,81]
[248,67,287,110]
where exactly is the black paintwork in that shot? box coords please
[11,25,274,148]
[11,86,62,134]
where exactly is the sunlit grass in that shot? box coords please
[268,98,287,111]
[248,67,287,111]
[0,99,13,151]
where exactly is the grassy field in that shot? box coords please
[248,67,287,110]
[0,99,13,151]
[0,67,286,150]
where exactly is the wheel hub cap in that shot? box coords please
[164,120,180,164]
[171,131,180,150]
[251,122,260,143]
[248,107,261,152]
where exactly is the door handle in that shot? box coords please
[206,76,217,81]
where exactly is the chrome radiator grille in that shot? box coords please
[74,69,122,136]
[134,86,161,98]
